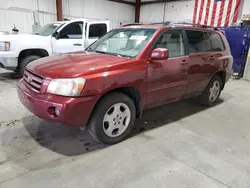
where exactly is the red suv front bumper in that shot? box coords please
[17,79,99,127]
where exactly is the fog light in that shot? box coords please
[55,108,60,117]
[48,106,60,118]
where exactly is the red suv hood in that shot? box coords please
[27,52,130,78]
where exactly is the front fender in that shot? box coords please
[82,60,148,108]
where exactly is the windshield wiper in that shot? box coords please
[116,54,132,58]
[86,47,93,52]
[86,47,104,53]
[94,50,107,54]
[87,49,110,54]
[87,49,131,58]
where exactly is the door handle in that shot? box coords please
[181,59,188,65]
[210,56,215,61]
[73,43,82,46]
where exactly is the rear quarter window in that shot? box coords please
[209,32,225,51]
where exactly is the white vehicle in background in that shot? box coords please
[0,19,110,75]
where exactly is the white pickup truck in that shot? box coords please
[0,19,110,75]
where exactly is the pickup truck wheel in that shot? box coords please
[20,55,41,76]
[199,75,222,106]
[88,92,136,145]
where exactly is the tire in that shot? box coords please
[20,55,41,76]
[14,68,19,73]
[199,75,222,106]
[88,92,136,145]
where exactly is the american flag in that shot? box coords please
[193,0,241,27]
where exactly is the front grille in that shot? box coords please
[23,70,43,93]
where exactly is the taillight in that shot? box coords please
[223,60,229,68]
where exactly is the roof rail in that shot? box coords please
[169,22,218,30]
[123,22,171,26]
[122,23,143,27]
[121,22,220,32]
[149,21,171,26]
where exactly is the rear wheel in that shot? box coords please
[88,92,136,145]
[20,55,41,76]
[199,75,222,106]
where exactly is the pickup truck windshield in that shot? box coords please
[34,23,63,36]
[87,28,156,58]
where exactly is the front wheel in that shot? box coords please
[199,75,222,106]
[88,92,136,145]
[20,55,41,76]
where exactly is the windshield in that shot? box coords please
[34,23,63,36]
[87,28,156,58]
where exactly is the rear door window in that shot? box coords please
[203,32,213,51]
[209,32,225,51]
[89,24,107,38]
[185,30,207,54]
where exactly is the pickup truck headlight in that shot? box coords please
[0,42,10,51]
[47,78,86,97]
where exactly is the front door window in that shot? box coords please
[59,21,83,39]
[154,30,185,58]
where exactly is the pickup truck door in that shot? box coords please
[84,21,110,48]
[52,20,85,54]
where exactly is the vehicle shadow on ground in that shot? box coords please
[130,98,225,137]
[22,116,106,156]
[0,71,21,81]
[23,97,229,157]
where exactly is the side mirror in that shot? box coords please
[52,31,59,39]
[151,48,169,60]
[59,32,69,39]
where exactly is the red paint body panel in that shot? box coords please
[18,25,233,128]
[27,52,131,78]
[17,80,100,127]
[146,55,189,108]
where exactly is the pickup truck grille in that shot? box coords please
[23,70,43,93]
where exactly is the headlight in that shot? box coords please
[47,78,86,97]
[0,42,10,51]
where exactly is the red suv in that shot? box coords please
[17,24,233,144]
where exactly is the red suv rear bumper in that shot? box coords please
[225,68,233,83]
[17,79,99,127]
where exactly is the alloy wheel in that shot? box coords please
[209,80,221,102]
[103,103,131,137]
